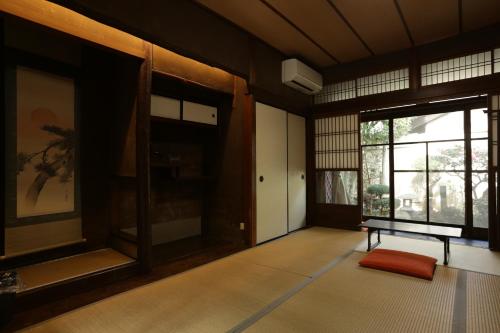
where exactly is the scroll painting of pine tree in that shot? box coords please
[16,66,76,219]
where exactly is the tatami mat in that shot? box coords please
[467,271,500,333]
[354,233,500,276]
[233,227,366,277]
[21,256,305,333]
[18,228,500,333]
[245,251,457,333]
[17,248,135,292]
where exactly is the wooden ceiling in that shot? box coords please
[196,0,500,68]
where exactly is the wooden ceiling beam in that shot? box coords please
[325,0,374,56]
[258,0,340,64]
[393,0,415,47]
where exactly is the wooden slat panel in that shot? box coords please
[265,0,370,62]
[333,0,411,55]
[462,0,500,32]
[398,0,459,45]
[0,0,147,59]
[197,0,333,67]
[152,45,234,95]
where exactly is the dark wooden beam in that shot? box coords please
[258,0,340,64]
[393,0,415,47]
[325,0,375,56]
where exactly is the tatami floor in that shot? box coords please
[20,227,500,333]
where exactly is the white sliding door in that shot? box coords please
[256,102,288,243]
[288,113,306,231]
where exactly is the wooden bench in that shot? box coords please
[358,219,462,265]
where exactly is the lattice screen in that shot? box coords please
[315,114,359,169]
[356,68,409,97]
[492,94,499,167]
[421,51,492,86]
[314,80,356,104]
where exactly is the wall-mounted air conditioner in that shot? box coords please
[282,59,323,95]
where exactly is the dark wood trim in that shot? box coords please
[306,115,315,227]
[389,119,395,220]
[244,92,256,246]
[258,0,339,64]
[464,109,473,237]
[325,0,374,56]
[248,85,308,116]
[393,0,414,47]
[1,16,5,257]
[360,96,486,121]
[136,43,152,272]
[458,0,463,34]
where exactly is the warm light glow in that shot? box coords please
[0,0,147,59]
[153,45,235,94]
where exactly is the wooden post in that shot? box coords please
[136,43,153,271]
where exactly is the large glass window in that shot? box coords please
[361,120,389,216]
[471,108,488,228]
[362,107,489,231]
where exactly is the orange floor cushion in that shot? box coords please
[359,249,438,280]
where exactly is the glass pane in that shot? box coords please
[394,111,464,143]
[395,172,427,221]
[471,139,488,171]
[429,172,465,225]
[471,108,488,138]
[316,171,358,205]
[361,120,389,145]
[472,172,488,228]
[362,146,390,217]
[428,141,465,171]
[394,143,426,170]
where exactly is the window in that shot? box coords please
[362,106,489,231]
[471,108,488,229]
[361,120,389,216]
[421,51,492,86]
[316,171,358,205]
[315,114,359,205]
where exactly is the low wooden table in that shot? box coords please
[358,219,462,265]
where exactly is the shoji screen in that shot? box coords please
[315,114,359,169]
[314,113,361,228]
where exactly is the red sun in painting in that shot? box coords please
[30,107,59,129]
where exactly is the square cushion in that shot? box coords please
[359,249,438,280]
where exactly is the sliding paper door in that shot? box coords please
[288,113,306,232]
[256,103,288,243]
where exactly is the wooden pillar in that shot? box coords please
[136,43,152,271]
[0,17,5,258]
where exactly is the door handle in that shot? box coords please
[301,174,305,180]
[259,176,264,182]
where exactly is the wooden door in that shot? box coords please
[288,113,306,231]
[256,102,287,243]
